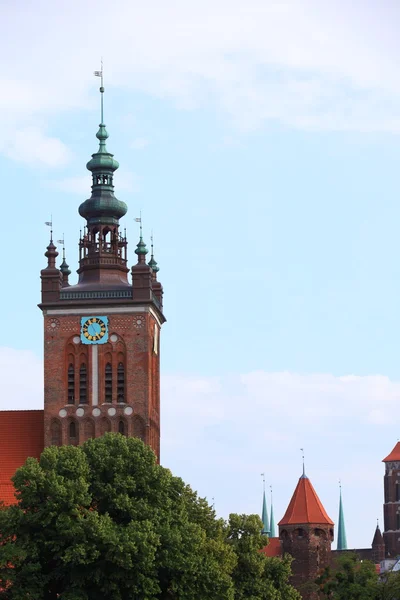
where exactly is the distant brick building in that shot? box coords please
[0,82,165,505]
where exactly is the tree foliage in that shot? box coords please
[0,434,299,600]
[316,553,400,600]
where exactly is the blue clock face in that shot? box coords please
[81,316,109,344]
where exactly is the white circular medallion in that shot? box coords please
[92,408,101,417]
[133,316,144,329]
[108,407,116,416]
[110,334,118,343]
[73,336,81,344]
[76,408,85,417]
[124,406,133,416]
[59,409,67,418]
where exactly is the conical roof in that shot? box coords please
[278,475,333,526]
[383,442,400,462]
[262,489,270,535]
[337,487,347,550]
[372,524,384,546]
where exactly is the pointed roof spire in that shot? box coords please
[270,485,276,537]
[278,473,333,526]
[261,473,270,536]
[79,63,127,227]
[372,521,384,547]
[300,448,306,478]
[135,215,148,261]
[44,217,58,269]
[337,481,347,550]
[148,233,160,273]
[383,441,400,462]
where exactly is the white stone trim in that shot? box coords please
[92,345,99,406]
[44,305,163,328]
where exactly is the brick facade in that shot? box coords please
[42,310,161,459]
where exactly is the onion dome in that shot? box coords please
[78,82,127,226]
[135,235,148,256]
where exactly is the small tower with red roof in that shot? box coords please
[278,469,334,597]
[371,522,385,563]
[382,441,400,557]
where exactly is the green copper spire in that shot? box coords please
[269,486,276,537]
[337,482,347,550]
[261,474,270,536]
[135,219,148,256]
[79,65,127,227]
[148,235,160,272]
[59,246,71,277]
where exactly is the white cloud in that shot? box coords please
[1,0,400,142]
[1,126,71,167]
[131,137,150,150]
[0,348,43,411]
[0,345,395,547]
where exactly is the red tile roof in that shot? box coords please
[0,410,44,506]
[383,442,400,462]
[261,537,282,557]
[278,475,334,526]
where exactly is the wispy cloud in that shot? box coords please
[1,0,400,143]
[1,126,72,167]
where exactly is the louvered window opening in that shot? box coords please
[105,363,112,402]
[67,364,75,404]
[79,364,88,404]
[117,362,125,403]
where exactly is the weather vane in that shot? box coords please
[94,58,104,123]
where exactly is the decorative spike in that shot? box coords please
[337,481,347,550]
[269,486,276,537]
[261,473,270,536]
[148,232,160,273]
[300,448,306,478]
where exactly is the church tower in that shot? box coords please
[278,470,334,599]
[39,78,165,459]
[382,442,400,557]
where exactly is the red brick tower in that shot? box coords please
[382,442,400,557]
[39,80,165,459]
[278,470,334,599]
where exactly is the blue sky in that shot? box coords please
[2,0,400,548]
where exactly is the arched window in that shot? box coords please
[79,364,88,404]
[133,415,146,442]
[118,420,125,435]
[67,364,75,404]
[397,513,400,531]
[51,420,62,446]
[396,482,400,502]
[105,363,112,403]
[117,362,125,403]
[100,417,111,436]
[69,421,78,446]
[84,419,95,440]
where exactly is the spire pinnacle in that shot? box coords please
[261,473,270,536]
[300,448,306,478]
[148,232,160,273]
[269,485,276,537]
[337,480,348,550]
[135,214,148,258]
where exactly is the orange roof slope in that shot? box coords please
[261,537,282,558]
[278,475,334,526]
[383,442,400,462]
[0,410,44,506]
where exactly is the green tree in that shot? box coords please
[227,513,300,600]
[316,553,388,600]
[0,434,299,600]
